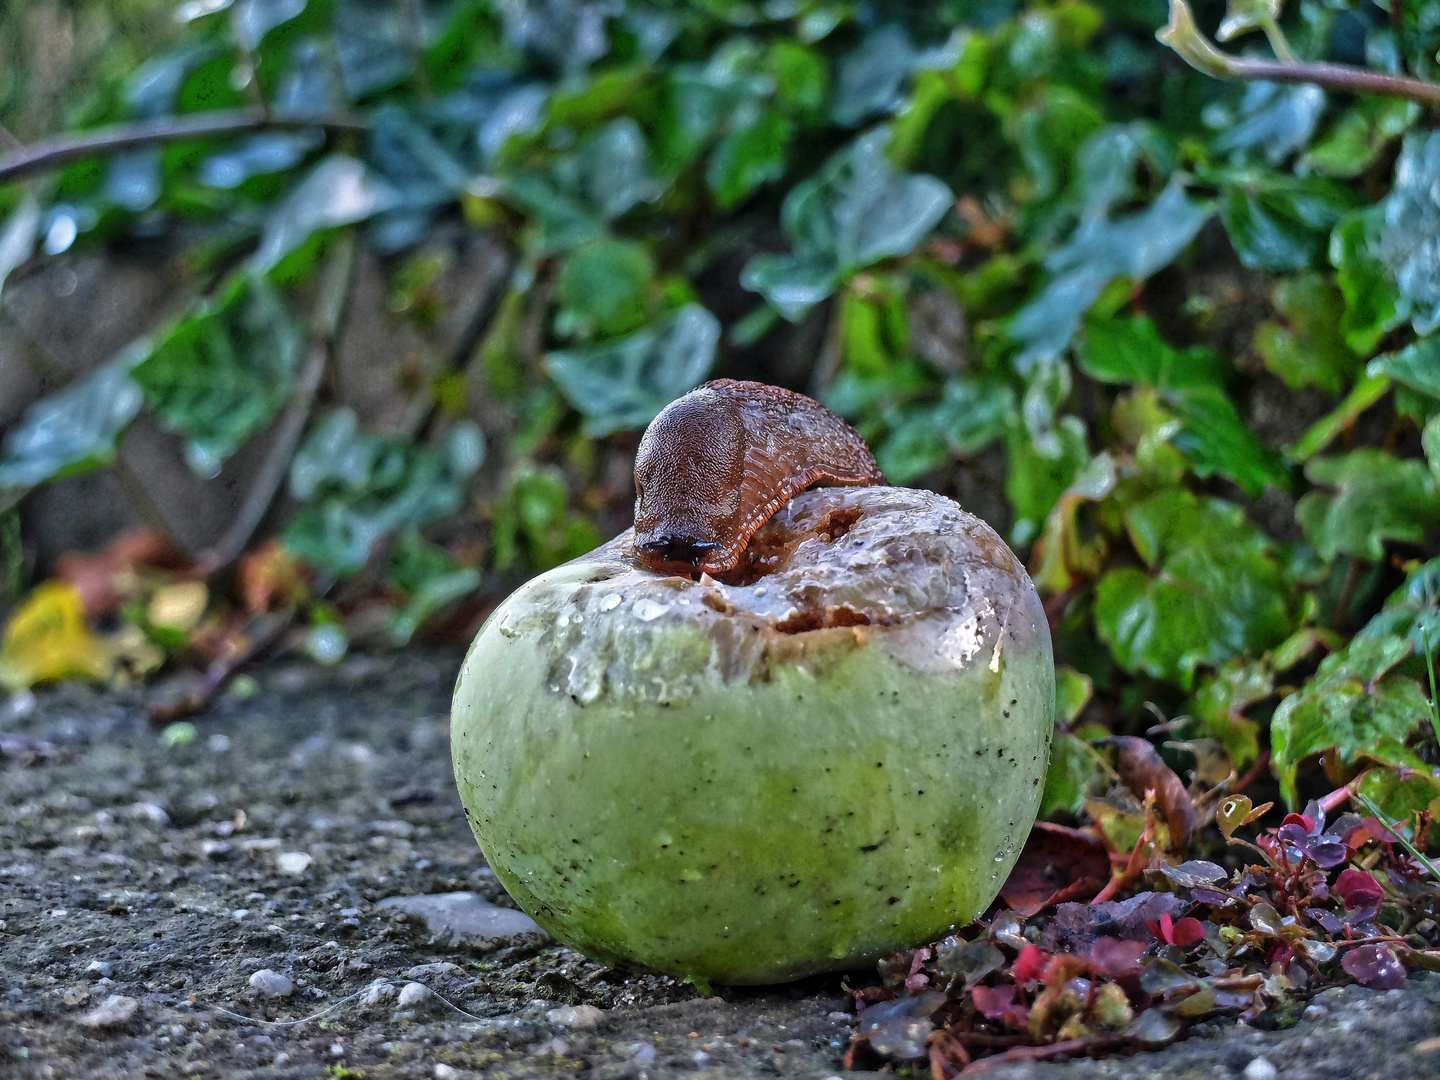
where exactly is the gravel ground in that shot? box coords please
[3,650,1440,1080]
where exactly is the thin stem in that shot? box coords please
[1426,628,1440,752]
[1351,789,1440,884]
[1159,0,1440,105]
[0,110,368,186]
[1259,16,1297,65]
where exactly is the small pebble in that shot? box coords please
[276,851,313,874]
[78,995,138,1029]
[201,839,232,860]
[626,1043,657,1066]
[546,1004,605,1029]
[361,981,396,1006]
[85,961,114,980]
[434,1065,460,1079]
[248,969,294,999]
[1244,1058,1278,1080]
[397,982,430,1007]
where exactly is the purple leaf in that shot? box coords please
[1341,944,1406,989]
[1334,868,1385,909]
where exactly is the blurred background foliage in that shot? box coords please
[1,0,1439,821]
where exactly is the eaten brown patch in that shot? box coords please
[815,507,861,542]
[773,606,872,634]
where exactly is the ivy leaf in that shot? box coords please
[556,238,654,340]
[707,111,792,208]
[254,155,400,272]
[284,410,484,575]
[1374,129,1440,334]
[1076,316,1227,389]
[384,531,480,646]
[1330,209,1403,356]
[740,128,952,321]
[1368,336,1440,403]
[1296,450,1440,562]
[1094,489,1292,690]
[1211,83,1325,165]
[1270,634,1429,806]
[873,377,1015,484]
[546,304,720,436]
[1165,386,1290,498]
[1039,730,1108,818]
[1217,170,1356,271]
[1188,660,1269,771]
[831,24,918,127]
[0,343,147,493]
[1009,179,1210,372]
[1253,273,1360,394]
[131,274,306,477]
[1005,416,1090,549]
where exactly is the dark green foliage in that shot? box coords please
[2,0,1440,816]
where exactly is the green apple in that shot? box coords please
[452,486,1053,986]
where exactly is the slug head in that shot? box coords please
[633,387,746,572]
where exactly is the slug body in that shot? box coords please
[633,379,884,574]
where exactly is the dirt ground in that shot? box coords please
[4,650,1440,1080]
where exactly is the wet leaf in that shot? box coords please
[1094,489,1292,690]
[546,304,719,436]
[741,128,952,321]
[132,274,306,476]
[1296,450,1440,562]
[0,344,147,493]
[1211,83,1325,165]
[253,155,399,272]
[1039,730,1109,818]
[1368,336,1440,406]
[1270,634,1430,806]
[933,938,1004,987]
[971,984,1030,1027]
[1330,209,1403,355]
[1000,822,1110,916]
[1253,273,1361,395]
[1125,1007,1181,1045]
[1341,943,1406,989]
[1374,130,1440,334]
[284,410,484,575]
[1218,171,1355,271]
[1217,794,1273,839]
[1333,868,1385,909]
[1188,661,1269,771]
[831,25,919,127]
[0,582,112,692]
[1010,178,1210,372]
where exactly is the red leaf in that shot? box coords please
[1088,936,1144,976]
[1334,868,1385,909]
[971,984,1030,1027]
[1000,822,1110,916]
[1148,912,1176,945]
[1341,944,1406,989]
[1171,917,1205,947]
[1012,944,1049,986]
[1281,812,1315,834]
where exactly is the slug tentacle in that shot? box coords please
[633,379,884,574]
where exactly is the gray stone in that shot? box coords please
[78,994,138,1029]
[547,1004,605,1029]
[376,892,550,950]
[397,982,430,1008]
[84,960,114,980]
[248,969,294,999]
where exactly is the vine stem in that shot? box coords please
[1159,0,1440,105]
[0,110,368,186]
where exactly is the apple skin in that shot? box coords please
[452,487,1053,986]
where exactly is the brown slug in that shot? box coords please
[632,379,885,575]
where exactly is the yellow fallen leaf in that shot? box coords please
[0,581,112,691]
[147,580,209,632]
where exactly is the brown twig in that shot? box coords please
[1159,0,1440,105]
[0,109,368,185]
[192,232,359,576]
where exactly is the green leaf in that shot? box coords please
[1215,0,1282,42]
[1188,659,1269,770]
[1330,209,1403,356]
[132,274,306,477]
[706,111,792,208]
[1369,336,1440,403]
[546,304,719,436]
[1005,415,1089,548]
[253,155,399,272]
[1296,450,1440,562]
[384,531,480,646]
[1288,374,1392,462]
[1211,83,1325,165]
[556,238,654,339]
[1165,386,1289,498]
[284,409,484,576]
[1056,664,1093,724]
[0,342,147,493]
[1218,176,1352,272]
[874,377,1015,484]
[740,128,952,321]
[1355,767,1440,823]
[1253,273,1360,394]
[1094,489,1292,690]
[1374,130,1440,334]
[1076,316,1227,389]
[1270,634,1429,806]
[1038,730,1108,819]
[1010,178,1211,372]
[491,464,602,574]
